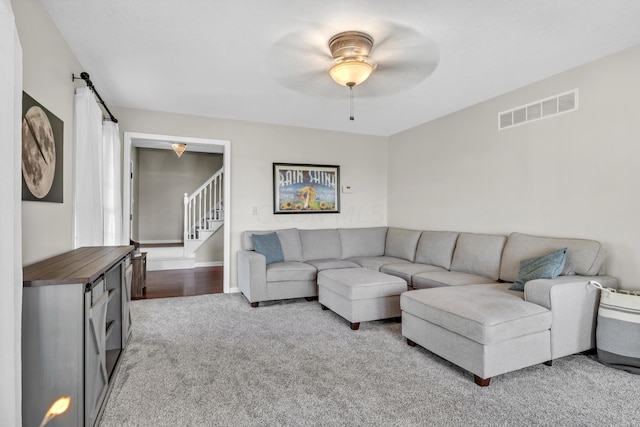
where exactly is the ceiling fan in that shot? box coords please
[267,22,440,120]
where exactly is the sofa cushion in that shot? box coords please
[414,231,459,270]
[300,229,342,261]
[252,232,284,264]
[305,259,361,272]
[400,284,552,345]
[500,232,606,282]
[242,229,303,262]
[450,233,506,281]
[509,247,567,291]
[411,271,499,288]
[385,228,422,261]
[348,256,411,271]
[276,228,304,262]
[339,227,388,259]
[380,263,445,284]
[266,262,317,282]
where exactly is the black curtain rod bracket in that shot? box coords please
[72,72,118,123]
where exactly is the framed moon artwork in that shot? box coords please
[21,92,63,202]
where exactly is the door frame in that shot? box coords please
[122,132,232,293]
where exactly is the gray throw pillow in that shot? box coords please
[509,247,567,291]
[252,232,284,265]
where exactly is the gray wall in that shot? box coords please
[388,44,640,290]
[16,0,82,265]
[135,148,222,243]
[113,106,389,289]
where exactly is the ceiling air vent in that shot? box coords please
[498,89,578,130]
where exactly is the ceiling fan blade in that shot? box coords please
[355,58,438,98]
[354,22,440,98]
[267,27,342,97]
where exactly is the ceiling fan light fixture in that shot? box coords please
[328,31,375,88]
[328,31,376,120]
[329,60,374,87]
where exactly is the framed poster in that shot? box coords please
[21,92,64,202]
[273,163,340,214]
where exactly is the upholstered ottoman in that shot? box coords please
[317,268,408,330]
[401,284,553,386]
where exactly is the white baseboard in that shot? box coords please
[194,261,224,268]
[139,239,183,245]
[228,287,241,294]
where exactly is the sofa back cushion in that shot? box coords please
[339,227,388,259]
[242,228,303,262]
[414,231,459,269]
[500,232,606,282]
[384,228,422,262]
[450,233,507,280]
[300,229,342,261]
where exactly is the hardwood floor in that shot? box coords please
[138,266,223,299]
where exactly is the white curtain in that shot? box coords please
[0,0,23,425]
[102,120,123,245]
[73,87,104,247]
[74,88,125,247]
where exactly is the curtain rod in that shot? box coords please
[72,72,118,123]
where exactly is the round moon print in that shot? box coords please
[22,106,56,199]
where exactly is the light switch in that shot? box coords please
[342,185,353,194]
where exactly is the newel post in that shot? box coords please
[183,193,189,241]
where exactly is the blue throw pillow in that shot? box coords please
[509,247,567,291]
[252,232,284,265]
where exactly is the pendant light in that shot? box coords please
[172,143,186,158]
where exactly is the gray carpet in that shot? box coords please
[99,293,640,426]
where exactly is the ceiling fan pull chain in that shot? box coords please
[349,84,355,121]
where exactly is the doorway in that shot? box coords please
[122,132,231,293]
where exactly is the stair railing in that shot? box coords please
[184,167,224,241]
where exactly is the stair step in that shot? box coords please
[147,257,195,271]
[144,246,184,258]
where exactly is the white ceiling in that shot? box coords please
[41,0,640,137]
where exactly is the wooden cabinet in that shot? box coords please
[131,251,147,299]
[22,246,133,427]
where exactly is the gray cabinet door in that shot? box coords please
[122,262,133,346]
[85,283,109,427]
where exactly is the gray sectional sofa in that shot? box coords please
[237,227,617,385]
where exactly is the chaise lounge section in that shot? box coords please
[401,232,617,385]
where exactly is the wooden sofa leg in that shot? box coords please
[544,360,553,366]
[250,302,259,308]
[406,339,417,347]
[320,304,329,310]
[474,375,491,387]
[350,322,360,330]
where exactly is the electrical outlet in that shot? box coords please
[342,185,353,194]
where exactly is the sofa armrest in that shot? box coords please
[525,275,618,309]
[237,250,267,303]
[524,275,618,359]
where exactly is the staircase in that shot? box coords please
[145,168,224,271]
[183,167,224,257]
